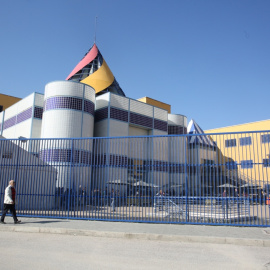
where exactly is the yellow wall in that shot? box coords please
[137,97,171,113]
[206,120,270,133]
[205,120,270,188]
[0,94,21,111]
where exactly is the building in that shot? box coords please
[0,44,187,140]
[205,120,270,189]
[0,92,43,142]
[0,43,268,196]
[0,43,188,193]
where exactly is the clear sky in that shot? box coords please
[0,0,269,130]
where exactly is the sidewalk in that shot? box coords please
[0,217,270,247]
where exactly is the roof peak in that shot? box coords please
[66,43,125,97]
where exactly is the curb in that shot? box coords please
[0,225,270,247]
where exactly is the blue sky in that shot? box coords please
[0,0,269,130]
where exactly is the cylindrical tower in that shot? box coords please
[168,114,187,135]
[41,81,95,138]
[40,81,96,191]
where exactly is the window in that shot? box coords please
[261,134,270,144]
[202,159,215,168]
[226,161,238,169]
[241,160,253,169]
[0,105,3,112]
[263,159,270,167]
[225,139,236,147]
[202,159,214,165]
[239,136,252,146]
[2,152,12,159]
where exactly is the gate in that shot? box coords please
[0,131,269,227]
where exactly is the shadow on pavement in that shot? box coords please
[26,220,67,224]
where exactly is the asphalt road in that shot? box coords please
[1,231,270,270]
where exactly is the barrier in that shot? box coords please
[0,131,269,227]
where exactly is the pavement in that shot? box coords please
[1,217,270,247]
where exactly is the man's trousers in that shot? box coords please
[1,203,18,222]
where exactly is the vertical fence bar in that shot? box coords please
[184,135,189,222]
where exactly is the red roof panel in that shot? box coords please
[66,43,99,80]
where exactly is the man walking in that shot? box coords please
[1,180,21,224]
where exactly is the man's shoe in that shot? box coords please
[0,220,6,224]
[14,220,21,224]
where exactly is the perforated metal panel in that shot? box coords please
[168,114,188,135]
[154,107,167,121]
[45,81,91,99]
[110,94,129,111]
[130,99,153,117]
[82,114,94,137]
[84,84,96,102]
[168,114,187,127]
[34,93,45,107]
[42,81,95,139]
[42,110,84,138]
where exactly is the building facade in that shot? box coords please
[0,43,188,192]
[0,42,268,196]
[206,120,270,189]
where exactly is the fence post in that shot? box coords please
[68,139,74,218]
[184,136,189,222]
[237,199,240,219]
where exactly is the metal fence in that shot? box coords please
[0,131,269,227]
